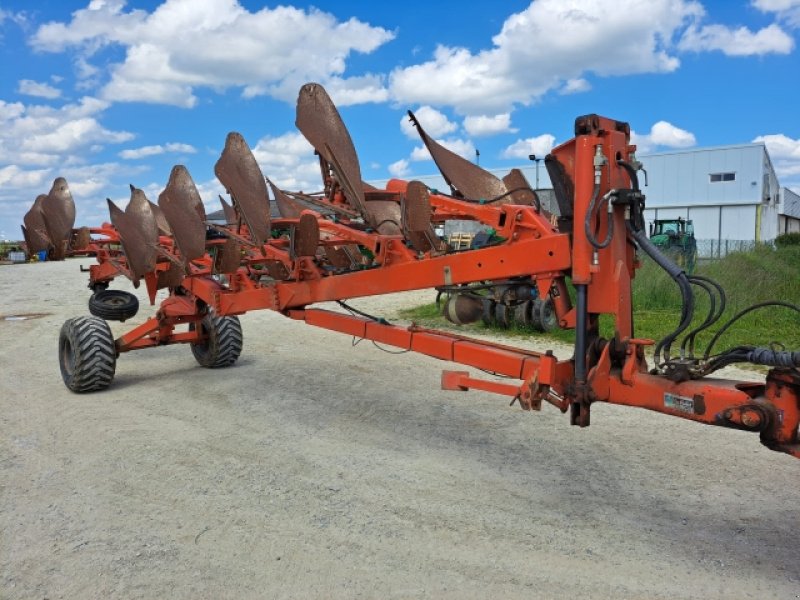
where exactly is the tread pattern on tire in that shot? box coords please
[190,311,243,368]
[88,290,139,322]
[59,316,117,393]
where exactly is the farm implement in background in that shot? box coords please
[28,82,800,461]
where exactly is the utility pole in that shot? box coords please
[528,154,542,189]
[475,148,480,166]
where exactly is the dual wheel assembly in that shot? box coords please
[59,290,243,392]
[482,296,558,332]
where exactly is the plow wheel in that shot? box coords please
[88,290,139,322]
[59,316,117,393]
[189,311,243,368]
[494,302,512,328]
[531,297,558,332]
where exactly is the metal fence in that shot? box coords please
[696,239,769,259]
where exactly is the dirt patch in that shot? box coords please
[1,312,52,321]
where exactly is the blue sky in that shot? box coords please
[1,0,799,240]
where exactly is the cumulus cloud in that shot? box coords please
[119,142,196,159]
[752,0,800,28]
[401,106,457,139]
[30,0,395,108]
[502,134,556,159]
[389,0,706,114]
[388,158,410,178]
[0,96,133,167]
[410,137,476,162]
[463,113,517,137]
[632,121,696,153]
[250,131,321,193]
[754,133,800,179]
[17,79,62,99]
[679,23,794,55]
[560,78,592,95]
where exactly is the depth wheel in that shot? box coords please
[495,302,512,328]
[89,290,139,322]
[515,299,533,327]
[537,297,558,332]
[59,316,117,393]
[189,311,243,368]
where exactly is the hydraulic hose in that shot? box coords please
[626,222,695,366]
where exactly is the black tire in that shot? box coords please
[59,316,116,393]
[536,297,559,332]
[89,290,139,322]
[481,298,496,326]
[189,311,243,368]
[495,302,512,328]
[515,299,533,327]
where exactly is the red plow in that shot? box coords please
[26,82,800,460]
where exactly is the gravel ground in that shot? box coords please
[1,258,799,599]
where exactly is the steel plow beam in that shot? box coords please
[407,110,508,202]
[42,177,76,259]
[22,194,52,254]
[295,82,368,223]
[158,165,208,265]
[214,132,271,248]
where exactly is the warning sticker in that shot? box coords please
[664,392,695,414]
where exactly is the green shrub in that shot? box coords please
[775,232,800,248]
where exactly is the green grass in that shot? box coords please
[399,245,800,355]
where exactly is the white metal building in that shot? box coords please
[779,186,800,234]
[638,143,781,248]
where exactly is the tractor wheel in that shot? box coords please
[481,298,497,326]
[514,299,533,327]
[59,316,117,393]
[189,311,243,368]
[536,297,559,332]
[89,290,139,322]
[495,302,512,328]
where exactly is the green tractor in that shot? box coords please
[649,217,698,273]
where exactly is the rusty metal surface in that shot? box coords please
[107,198,153,284]
[157,263,185,289]
[292,213,320,257]
[158,166,207,263]
[408,111,506,202]
[268,179,304,219]
[501,169,537,206]
[148,200,172,236]
[364,200,402,235]
[22,195,51,253]
[213,239,241,274]
[214,132,270,247]
[219,195,238,225]
[403,180,446,253]
[295,83,368,221]
[72,227,91,250]
[42,178,76,259]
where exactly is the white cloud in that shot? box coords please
[410,137,476,162]
[0,96,133,167]
[31,0,395,108]
[389,0,704,114]
[632,121,696,153]
[678,23,794,55]
[560,78,591,95]
[250,131,321,193]
[754,133,800,181]
[401,106,457,139]
[753,0,800,28]
[17,79,62,99]
[463,113,517,137]
[119,142,197,159]
[388,159,410,178]
[502,134,556,159]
